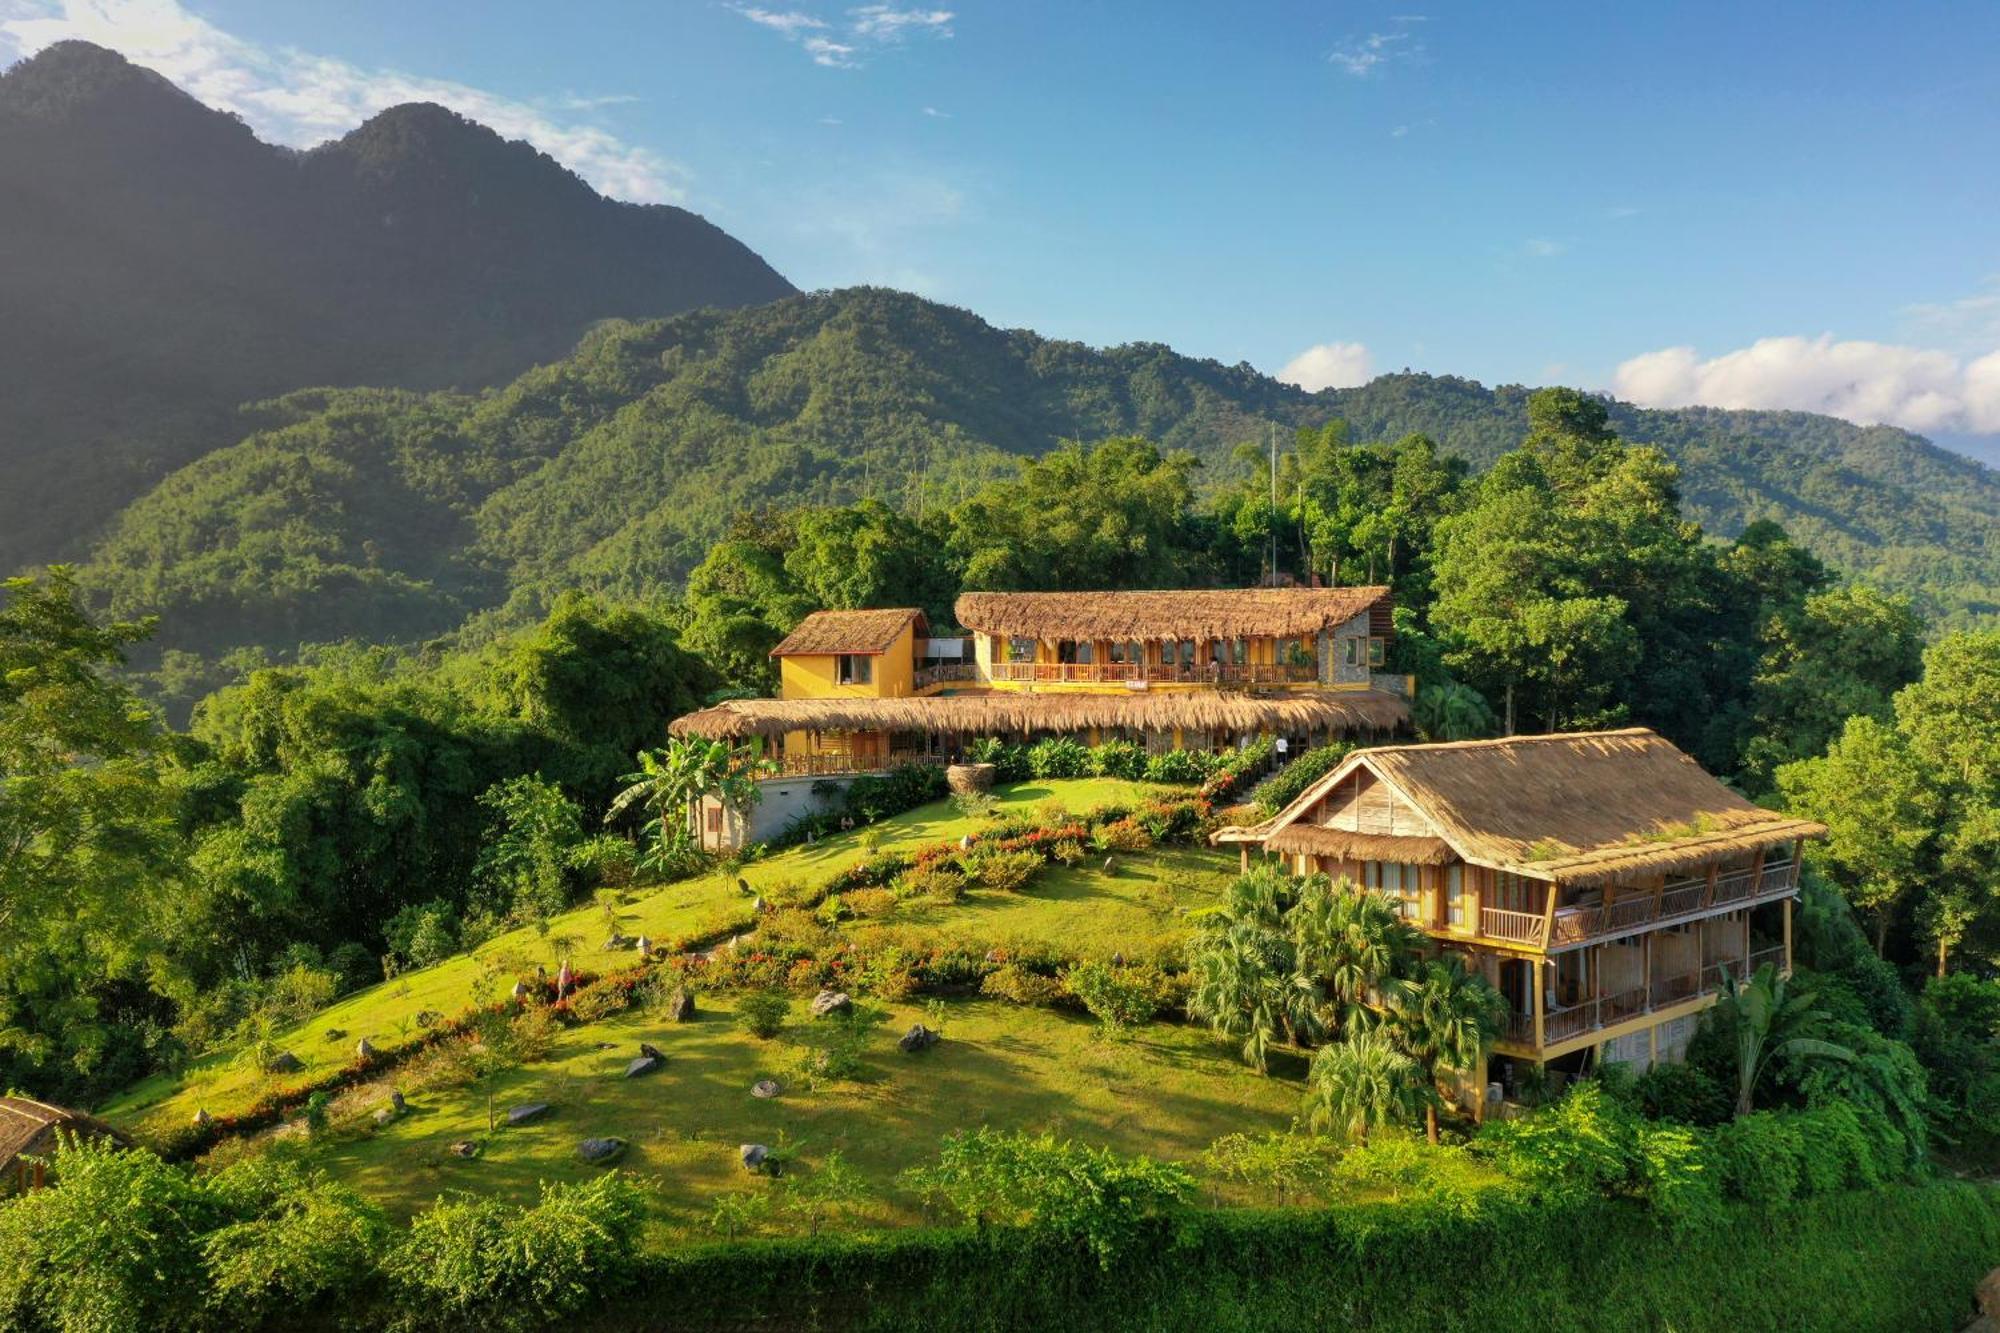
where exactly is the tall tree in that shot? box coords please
[1393,956,1507,1144]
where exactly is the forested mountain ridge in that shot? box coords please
[76,285,2000,686]
[0,40,794,573]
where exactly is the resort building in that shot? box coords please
[673,586,1413,848]
[1213,728,1826,1104]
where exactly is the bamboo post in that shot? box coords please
[1532,959,1546,1051]
[1539,880,1559,950]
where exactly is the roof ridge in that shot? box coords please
[1360,726,1657,757]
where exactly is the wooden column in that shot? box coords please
[1532,958,1546,1050]
[1782,898,1794,976]
[1539,881,1559,950]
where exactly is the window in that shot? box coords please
[837,654,873,685]
[1107,640,1126,664]
[1343,637,1361,667]
[1367,636,1387,668]
[705,806,723,834]
[1445,864,1467,928]
[1007,636,1036,663]
[1179,639,1196,668]
[1232,637,1248,666]
[1364,861,1422,917]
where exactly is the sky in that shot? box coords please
[5,0,2000,461]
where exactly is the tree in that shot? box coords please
[680,522,814,695]
[0,570,187,1098]
[1393,955,1507,1143]
[1713,963,1854,1117]
[785,500,956,628]
[1289,875,1423,1037]
[473,775,585,921]
[949,438,1209,592]
[1301,1028,1429,1143]
[606,737,762,868]
[1411,679,1498,742]
[1187,923,1298,1074]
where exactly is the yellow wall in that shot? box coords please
[777,619,918,700]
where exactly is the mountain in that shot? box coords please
[78,287,2000,689]
[0,40,794,573]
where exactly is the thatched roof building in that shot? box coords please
[669,688,1408,742]
[1218,728,1824,886]
[770,608,926,657]
[954,586,1392,642]
[2,1096,125,1192]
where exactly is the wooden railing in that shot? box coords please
[1481,907,1546,945]
[1539,868,1792,949]
[983,661,1320,686]
[766,751,942,779]
[914,664,978,689]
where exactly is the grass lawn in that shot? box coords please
[291,994,1301,1235]
[99,778,1166,1135]
[852,846,1240,959]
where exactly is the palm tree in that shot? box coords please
[607,737,770,862]
[1188,926,1291,1074]
[1290,876,1423,1036]
[1302,1029,1428,1144]
[1394,956,1507,1143]
[1715,962,1853,1117]
[1413,680,1498,741]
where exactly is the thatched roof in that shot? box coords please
[1264,826,1455,864]
[1227,728,1824,886]
[669,689,1408,741]
[770,609,925,657]
[0,1096,125,1166]
[954,587,1390,641]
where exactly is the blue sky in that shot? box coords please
[6,1,2000,455]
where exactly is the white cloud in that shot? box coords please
[1903,276,2000,353]
[1329,28,1425,77]
[1277,342,1375,393]
[1523,237,1565,258]
[849,6,953,41]
[922,105,950,118]
[0,0,684,202]
[1613,335,2000,435]
[733,3,952,68]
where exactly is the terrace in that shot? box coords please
[1475,857,1800,950]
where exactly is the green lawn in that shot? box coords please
[292,995,1300,1234]
[100,778,1165,1135]
[851,846,1239,960]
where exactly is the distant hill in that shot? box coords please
[78,287,2000,680]
[0,40,794,572]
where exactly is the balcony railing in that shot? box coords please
[1538,868,1794,949]
[982,661,1320,686]
[766,750,942,779]
[1502,945,1788,1051]
[914,663,978,689]
[1481,906,1546,945]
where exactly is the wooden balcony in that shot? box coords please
[1535,863,1797,950]
[1496,944,1789,1052]
[765,750,942,779]
[982,661,1320,686]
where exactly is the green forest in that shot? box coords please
[5,384,2000,1329]
[64,287,2000,724]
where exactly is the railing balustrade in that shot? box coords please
[766,751,943,779]
[1480,906,1546,945]
[979,660,1319,686]
[913,664,978,688]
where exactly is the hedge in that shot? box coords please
[587,1180,2000,1333]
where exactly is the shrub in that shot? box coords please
[902,1128,1195,1268]
[845,887,899,918]
[388,1175,644,1331]
[981,963,1067,1008]
[1143,749,1215,784]
[200,1156,390,1323]
[1091,818,1152,854]
[1092,739,1147,779]
[736,991,792,1039]
[967,737,1030,783]
[1064,961,1163,1035]
[1249,742,1353,816]
[1630,1060,1731,1125]
[1050,837,1086,866]
[1028,736,1093,779]
[1632,1122,1723,1230]
[950,790,998,821]
[897,861,968,903]
[1711,1111,1804,1206]
[968,849,1043,893]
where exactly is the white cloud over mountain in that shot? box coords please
[1614,335,2000,435]
[1278,341,1375,392]
[0,0,682,202]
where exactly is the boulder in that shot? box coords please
[751,1078,783,1100]
[740,1143,771,1173]
[603,933,634,951]
[639,1042,665,1061]
[578,1137,627,1164]
[810,990,853,1018]
[946,762,997,795]
[625,1055,662,1079]
[1102,856,1116,875]
[898,1023,941,1054]
[506,1102,551,1126]
[192,1108,213,1129]
[752,896,770,914]
[510,980,528,1002]
[390,1090,407,1114]
[666,990,697,1023]
[266,1051,304,1074]
[447,1140,479,1159]
[1979,1267,2000,1321]
[325,1028,347,1042]
[356,1037,376,1060]
[635,935,653,958]
[737,877,753,896]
